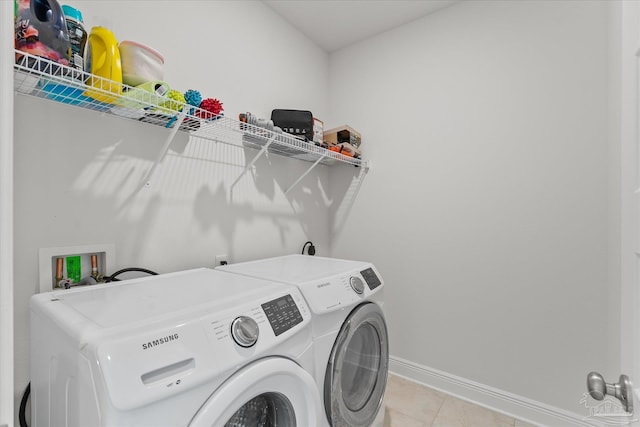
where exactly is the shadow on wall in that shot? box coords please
[15,95,367,274]
[193,182,253,260]
[247,142,363,250]
[327,162,369,243]
[14,96,350,272]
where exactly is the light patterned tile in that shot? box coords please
[385,374,447,425]
[383,408,429,427]
[430,396,465,427]
[431,396,515,427]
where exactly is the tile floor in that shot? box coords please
[383,374,538,427]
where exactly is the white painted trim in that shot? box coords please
[0,1,14,426]
[389,356,607,427]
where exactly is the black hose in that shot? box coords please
[19,382,30,427]
[104,267,158,282]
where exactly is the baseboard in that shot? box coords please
[389,356,606,427]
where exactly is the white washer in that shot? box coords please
[218,255,388,427]
[30,268,322,427]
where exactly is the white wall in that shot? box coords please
[13,0,333,418]
[329,0,614,415]
[1,0,15,425]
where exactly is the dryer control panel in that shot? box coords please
[299,263,385,315]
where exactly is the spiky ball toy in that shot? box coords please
[198,98,224,120]
[161,89,186,112]
[184,89,202,107]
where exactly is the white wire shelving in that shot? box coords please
[13,50,368,191]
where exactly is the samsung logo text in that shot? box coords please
[142,333,179,350]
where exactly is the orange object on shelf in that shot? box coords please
[329,145,354,157]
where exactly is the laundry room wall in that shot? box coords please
[328,0,617,419]
[13,0,333,418]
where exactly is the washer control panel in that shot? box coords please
[88,270,312,412]
[360,267,382,290]
[261,294,303,336]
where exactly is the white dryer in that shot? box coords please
[218,255,388,427]
[30,268,322,427]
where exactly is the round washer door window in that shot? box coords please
[324,303,389,426]
[224,392,295,427]
[189,358,320,427]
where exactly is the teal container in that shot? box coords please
[61,5,87,71]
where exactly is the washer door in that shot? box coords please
[189,357,321,427]
[324,303,389,426]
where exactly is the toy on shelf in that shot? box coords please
[198,98,224,120]
[184,90,224,121]
[184,89,202,107]
[142,89,204,131]
[160,89,185,112]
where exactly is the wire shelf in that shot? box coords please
[13,50,365,168]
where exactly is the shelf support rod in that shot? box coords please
[230,136,275,196]
[284,153,327,195]
[362,159,372,174]
[141,111,187,187]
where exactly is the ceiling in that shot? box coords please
[263,0,459,52]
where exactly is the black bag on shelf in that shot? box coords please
[271,109,313,142]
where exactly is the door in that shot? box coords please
[189,357,322,427]
[621,0,640,424]
[324,302,388,427]
[591,2,640,426]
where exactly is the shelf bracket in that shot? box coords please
[141,111,187,187]
[362,159,372,174]
[230,136,275,197]
[284,153,327,195]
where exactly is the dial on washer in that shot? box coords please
[350,276,365,294]
[231,316,259,347]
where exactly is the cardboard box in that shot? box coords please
[324,125,361,149]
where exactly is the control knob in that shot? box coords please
[231,316,259,347]
[349,276,365,295]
